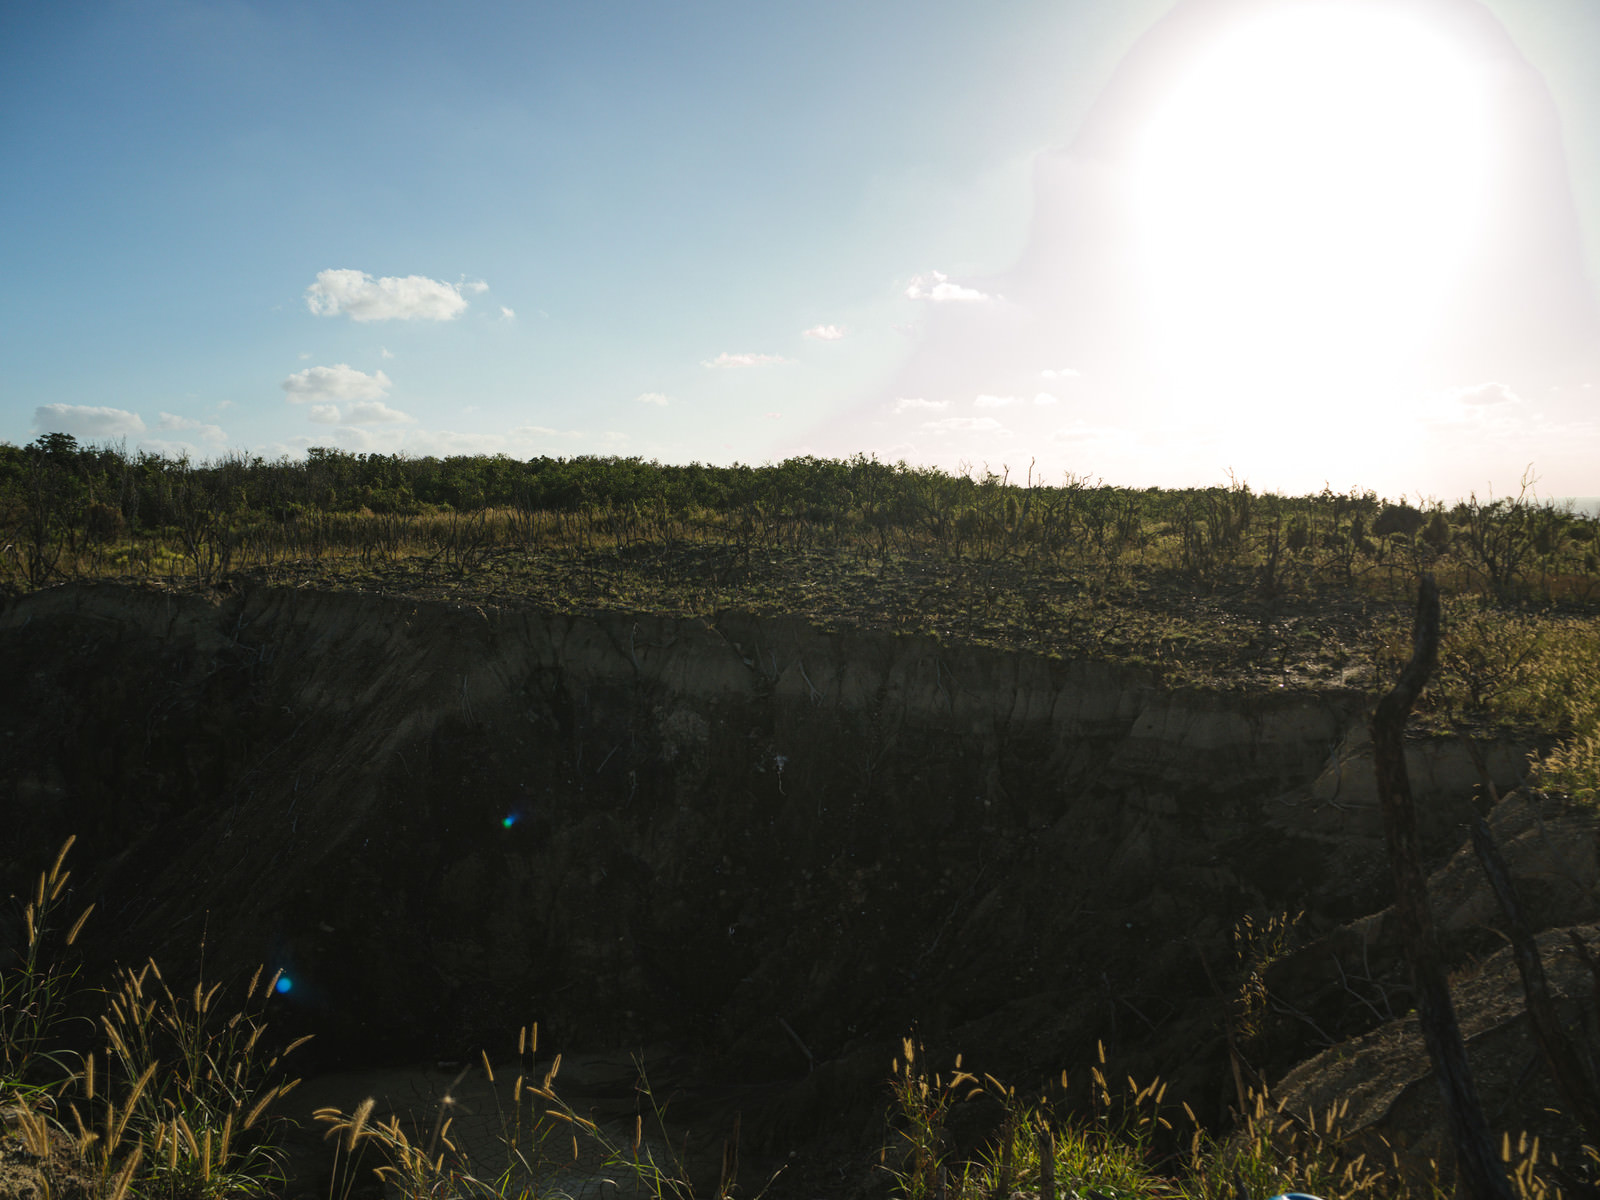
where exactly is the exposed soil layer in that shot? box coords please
[4,580,1591,1192]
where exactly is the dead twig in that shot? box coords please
[1372,574,1511,1200]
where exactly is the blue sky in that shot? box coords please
[3,0,1598,501]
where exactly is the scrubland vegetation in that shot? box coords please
[3,841,1579,1198]
[7,439,1600,1196]
[4,435,1599,797]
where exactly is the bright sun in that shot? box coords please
[1130,3,1495,421]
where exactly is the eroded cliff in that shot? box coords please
[0,582,1548,1148]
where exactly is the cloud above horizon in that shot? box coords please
[282,363,393,405]
[803,324,846,340]
[905,271,993,303]
[307,400,415,426]
[33,403,146,439]
[158,412,227,445]
[702,352,793,368]
[1453,381,1523,408]
[922,416,1006,434]
[637,392,671,406]
[304,269,482,322]
[894,397,948,413]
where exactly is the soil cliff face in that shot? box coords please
[0,583,1533,1128]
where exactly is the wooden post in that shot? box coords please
[1371,574,1511,1200]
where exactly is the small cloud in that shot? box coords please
[308,405,341,424]
[1424,381,1528,433]
[507,424,585,441]
[905,271,993,303]
[803,324,845,341]
[305,268,476,322]
[1033,393,1060,406]
[922,416,1006,434]
[766,412,782,420]
[380,347,394,359]
[1049,421,1119,447]
[215,400,236,411]
[894,397,948,413]
[157,413,227,444]
[637,392,671,406]
[412,429,516,455]
[499,306,516,321]
[299,352,311,360]
[702,352,793,368]
[1040,367,1081,380]
[893,322,919,337]
[974,394,1021,408]
[34,404,146,438]
[1454,381,1523,407]
[282,363,392,404]
[343,399,414,424]
[464,280,489,295]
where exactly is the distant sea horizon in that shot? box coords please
[1558,497,1600,517]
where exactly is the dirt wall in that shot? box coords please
[0,582,1533,1136]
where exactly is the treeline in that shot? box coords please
[1,434,1596,601]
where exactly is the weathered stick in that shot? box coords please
[1371,574,1511,1200]
[1471,817,1600,1146]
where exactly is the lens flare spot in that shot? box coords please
[275,975,293,995]
[502,813,519,829]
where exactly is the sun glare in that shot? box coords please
[1130,3,1494,443]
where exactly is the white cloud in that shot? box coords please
[922,416,1006,434]
[1453,381,1523,407]
[894,397,948,413]
[309,405,342,424]
[412,430,514,456]
[343,400,414,425]
[157,413,227,444]
[637,392,671,406]
[1033,392,1060,406]
[215,400,237,410]
[282,363,392,404]
[905,271,993,303]
[1424,381,1528,433]
[464,280,489,295]
[974,394,1021,408]
[380,347,394,359]
[508,424,585,439]
[33,403,146,438]
[1040,367,1081,380]
[702,352,793,368]
[304,269,476,322]
[499,306,516,321]
[1049,421,1121,448]
[803,324,846,340]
